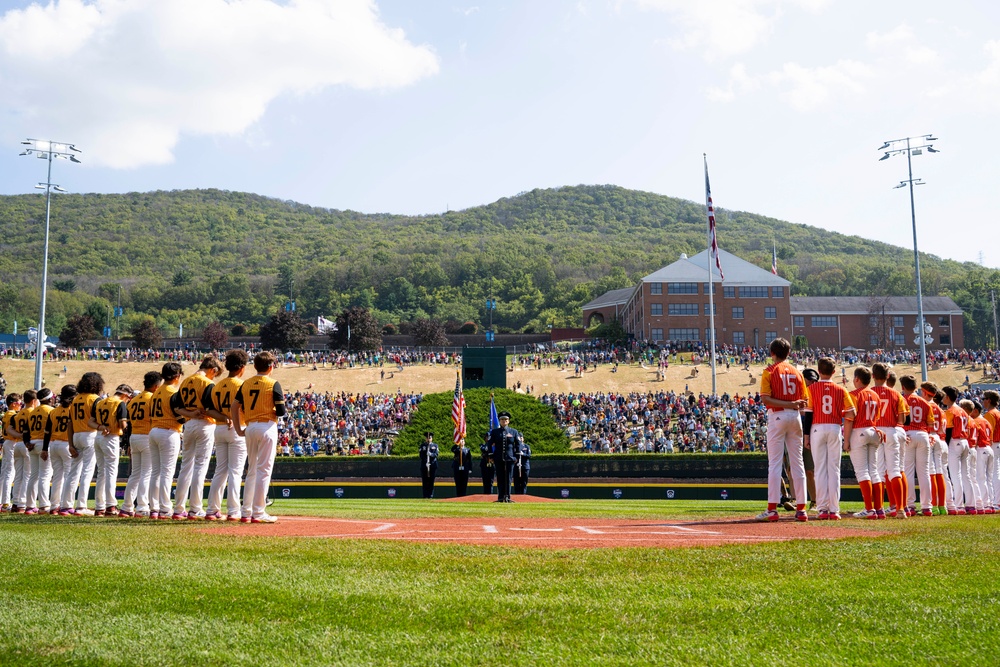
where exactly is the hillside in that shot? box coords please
[0,185,995,345]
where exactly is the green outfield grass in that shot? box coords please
[2,500,999,666]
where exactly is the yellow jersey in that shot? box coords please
[128,391,155,436]
[95,395,128,437]
[236,375,284,423]
[179,372,216,425]
[45,405,72,444]
[70,393,99,433]
[3,409,19,442]
[15,406,33,439]
[28,404,54,440]
[211,376,244,428]
[150,384,184,432]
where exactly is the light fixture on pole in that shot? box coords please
[19,138,81,390]
[878,134,938,382]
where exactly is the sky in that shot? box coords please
[1,0,998,267]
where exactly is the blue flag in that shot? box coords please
[489,394,500,431]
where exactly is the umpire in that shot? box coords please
[488,411,520,503]
[418,431,439,498]
[452,438,472,497]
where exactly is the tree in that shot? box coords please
[53,279,75,292]
[202,320,229,349]
[231,323,248,336]
[411,318,449,347]
[132,317,163,349]
[259,309,308,352]
[59,314,97,348]
[329,307,382,352]
[589,318,628,346]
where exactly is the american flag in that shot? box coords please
[704,156,724,281]
[771,243,778,275]
[452,371,466,445]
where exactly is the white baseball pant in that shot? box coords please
[122,434,152,514]
[67,431,97,510]
[903,430,932,511]
[810,423,843,514]
[242,421,278,520]
[26,439,52,511]
[207,424,247,518]
[175,419,214,515]
[149,427,181,516]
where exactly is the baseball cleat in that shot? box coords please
[921,508,934,517]
[875,510,887,520]
[11,506,23,514]
[829,512,841,521]
[794,511,808,522]
[948,509,958,515]
[964,507,976,515]
[149,512,159,520]
[204,512,223,521]
[239,516,252,523]
[24,508,38,515]
[251,514,278,524]
[853,509,876,519]
[57,508,73,516]
[226,515,242,522]
[171,512,188,520]
[94,509,106,517]
[816,511,831,521]
[118,509,135,518]
[187,512,207,521]
[754,510,780,522]
[0,504,10,513]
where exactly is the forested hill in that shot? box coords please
[0,184,995,345]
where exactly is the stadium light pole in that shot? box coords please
[878,134,938,382]
[19,139,81,390]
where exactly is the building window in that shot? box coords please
[940,334,950,345]
[668,283,699,295]
[668,328,700,341]
[939,317,949,326]
[733,331,745,344]
[811,316,837,327]
[705,329,718,342]
[740,286,769,298]
[704,283,717,295]
[893,316,904,328]
[894,334,905,346]
[772,286,784,298]
[703,303,717,316]
[651,304,663,316]
[723,286,735,298]
[668,303,698,316]
[794,316,805,328]
[869,316,879,327]
[871,335,880,346]
[765,331,777,344]
[651,328,663,341]
[764,307,777,319]
[732,307,745,319]
[650,282,662,295]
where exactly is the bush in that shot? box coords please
[394,388,569,455]
[231,323,247,336]
[382,323,397,335]
[457,321,478,334]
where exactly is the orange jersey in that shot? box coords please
[974,415,992,447]
[945,404,970,440]
[871,385,908,428]
[761,361,810,411]
[904,394,935,433]
[985,408,1000,444]
[931,403,947,438]
[807,380,855,425]
[850,387,883,428]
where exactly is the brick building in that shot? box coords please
[582,250,964,351]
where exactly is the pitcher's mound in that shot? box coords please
[441,494,561,503]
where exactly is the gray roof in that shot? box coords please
[790,296,963,315]
[642,248,790,287]
[582,287,636,310]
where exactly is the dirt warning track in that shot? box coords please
[201,515,881,549]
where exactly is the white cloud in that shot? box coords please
[866,24,939,65]
[0,0,440,168]
[708,59,870,111]
[634,0,830,59]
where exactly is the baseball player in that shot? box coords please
[121,372,162,518]
[803,358,855,520]
[922,384,950,515]
[66,373,105,516]
[0,393,23,512]
[942,386,976,514]
[205,350,248,521]
[24,387,55,514]
[870,364,908,519]
[899,375,935,516]
[982,390,1000,512]
[148,362,201,520]
[92,384,133,516]
[173,355,224,519]
[968,401,992,514]
[12,390,38,513]
[848,367,886,519]
[232,351,285,523]
[755,338,811,523]
[44,385,77,516]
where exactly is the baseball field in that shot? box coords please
[3,498,1000,666]
[2,357,997,665]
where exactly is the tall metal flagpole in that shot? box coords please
[704,155,718,396]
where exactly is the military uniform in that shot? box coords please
[452,442,472,497]
[512,439,532,495]
[418,433,439,498]
[489,413,521,502]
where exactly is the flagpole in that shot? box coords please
[704,154,718,396]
